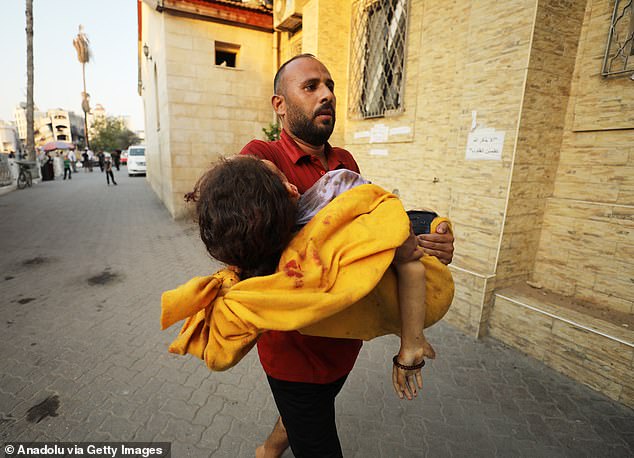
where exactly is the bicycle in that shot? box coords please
[17,162,33,190]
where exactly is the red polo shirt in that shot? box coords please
[240,129,363,383]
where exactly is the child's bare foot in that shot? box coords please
[392,339,436,400]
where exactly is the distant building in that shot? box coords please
[69,111,86,148]
[119,115,133,131]
[0,120,21,154]
[15,104,88,148]
[13,103,46,143]
[47,109,72,142]
[88,103,106,131]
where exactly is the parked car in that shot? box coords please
[127,145,146,176]
[121,150,128,165]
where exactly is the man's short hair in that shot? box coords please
[193,156,298,279]
[273,53,317,95]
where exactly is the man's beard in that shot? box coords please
[286,103,336,146]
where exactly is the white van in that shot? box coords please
[127,145,146,176]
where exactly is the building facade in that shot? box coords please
[0,121,22,155]
[14,104,87,148]
[87,103,107,132]
[139,0,633,406]
[47,109,73,142]
[68,111,86,148]
[139,0,276,217]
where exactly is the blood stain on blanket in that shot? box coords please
[283,260,303,278]
[26,395,60,423]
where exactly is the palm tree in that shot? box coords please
[25,0,35,161]
[73,25,92,149]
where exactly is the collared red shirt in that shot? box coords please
[240,129,363,384]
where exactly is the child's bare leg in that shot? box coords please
[256,416,289,458]
[392,259,436,400]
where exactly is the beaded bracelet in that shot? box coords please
[392,355,425,371]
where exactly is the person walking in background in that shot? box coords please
[82,148,89,172]
[104,153,117,186]
[63,153,72,180]
[98,151,105,172]
[113,150,121,171]
[87,149,94,172]
[41,152,54,181]
[68,149,77,172]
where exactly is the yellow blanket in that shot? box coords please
[161,184,454,371]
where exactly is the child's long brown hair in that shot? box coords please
[191,156,297,279]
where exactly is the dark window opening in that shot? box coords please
[215,41,240,68]
[215,50,237,67]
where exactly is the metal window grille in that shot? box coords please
[602,0,634,77]
[349,0,410,119]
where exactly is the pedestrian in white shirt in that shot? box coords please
[87,149,94,172]
[68,149,77,172]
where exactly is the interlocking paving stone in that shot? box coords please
[0,171,632,457]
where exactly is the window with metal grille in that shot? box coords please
[602,0,634,77]
[349,0,410,119]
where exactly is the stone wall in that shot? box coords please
[141,3,173,214]
[531,0,634,317]
[142,4,274,218]
[496,0,586,291]
[339,0,538,334]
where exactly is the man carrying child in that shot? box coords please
[236,54,454,458]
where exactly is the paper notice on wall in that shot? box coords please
[369,148,389,156]
[369,124,389,143]
[354,131,370,139]
[466,128,505,160]
[389,126,411,136]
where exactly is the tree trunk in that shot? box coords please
[82,63,90,149]
[25,0,35,161]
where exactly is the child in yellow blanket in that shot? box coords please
[191,155,439,400]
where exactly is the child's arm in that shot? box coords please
[391,232,436,400]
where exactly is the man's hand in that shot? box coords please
[417,222,454,265]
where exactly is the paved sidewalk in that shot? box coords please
[0,170,632,457]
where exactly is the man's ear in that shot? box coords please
[272,94,286,116]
